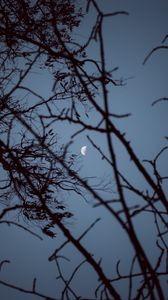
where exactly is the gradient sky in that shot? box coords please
[0,1,168,299]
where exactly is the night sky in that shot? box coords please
[0,0,168,299]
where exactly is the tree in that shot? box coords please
[0,0,168,299]
[0,0,83,237]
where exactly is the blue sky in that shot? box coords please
[0,0,168,299]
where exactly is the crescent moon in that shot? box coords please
[80,145,87,156]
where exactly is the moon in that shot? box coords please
[80,145,87,156]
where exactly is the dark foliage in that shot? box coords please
[0,1,167,299]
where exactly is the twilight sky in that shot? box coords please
[0,1,168,299]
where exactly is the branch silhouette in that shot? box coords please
[0,0,167,299]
